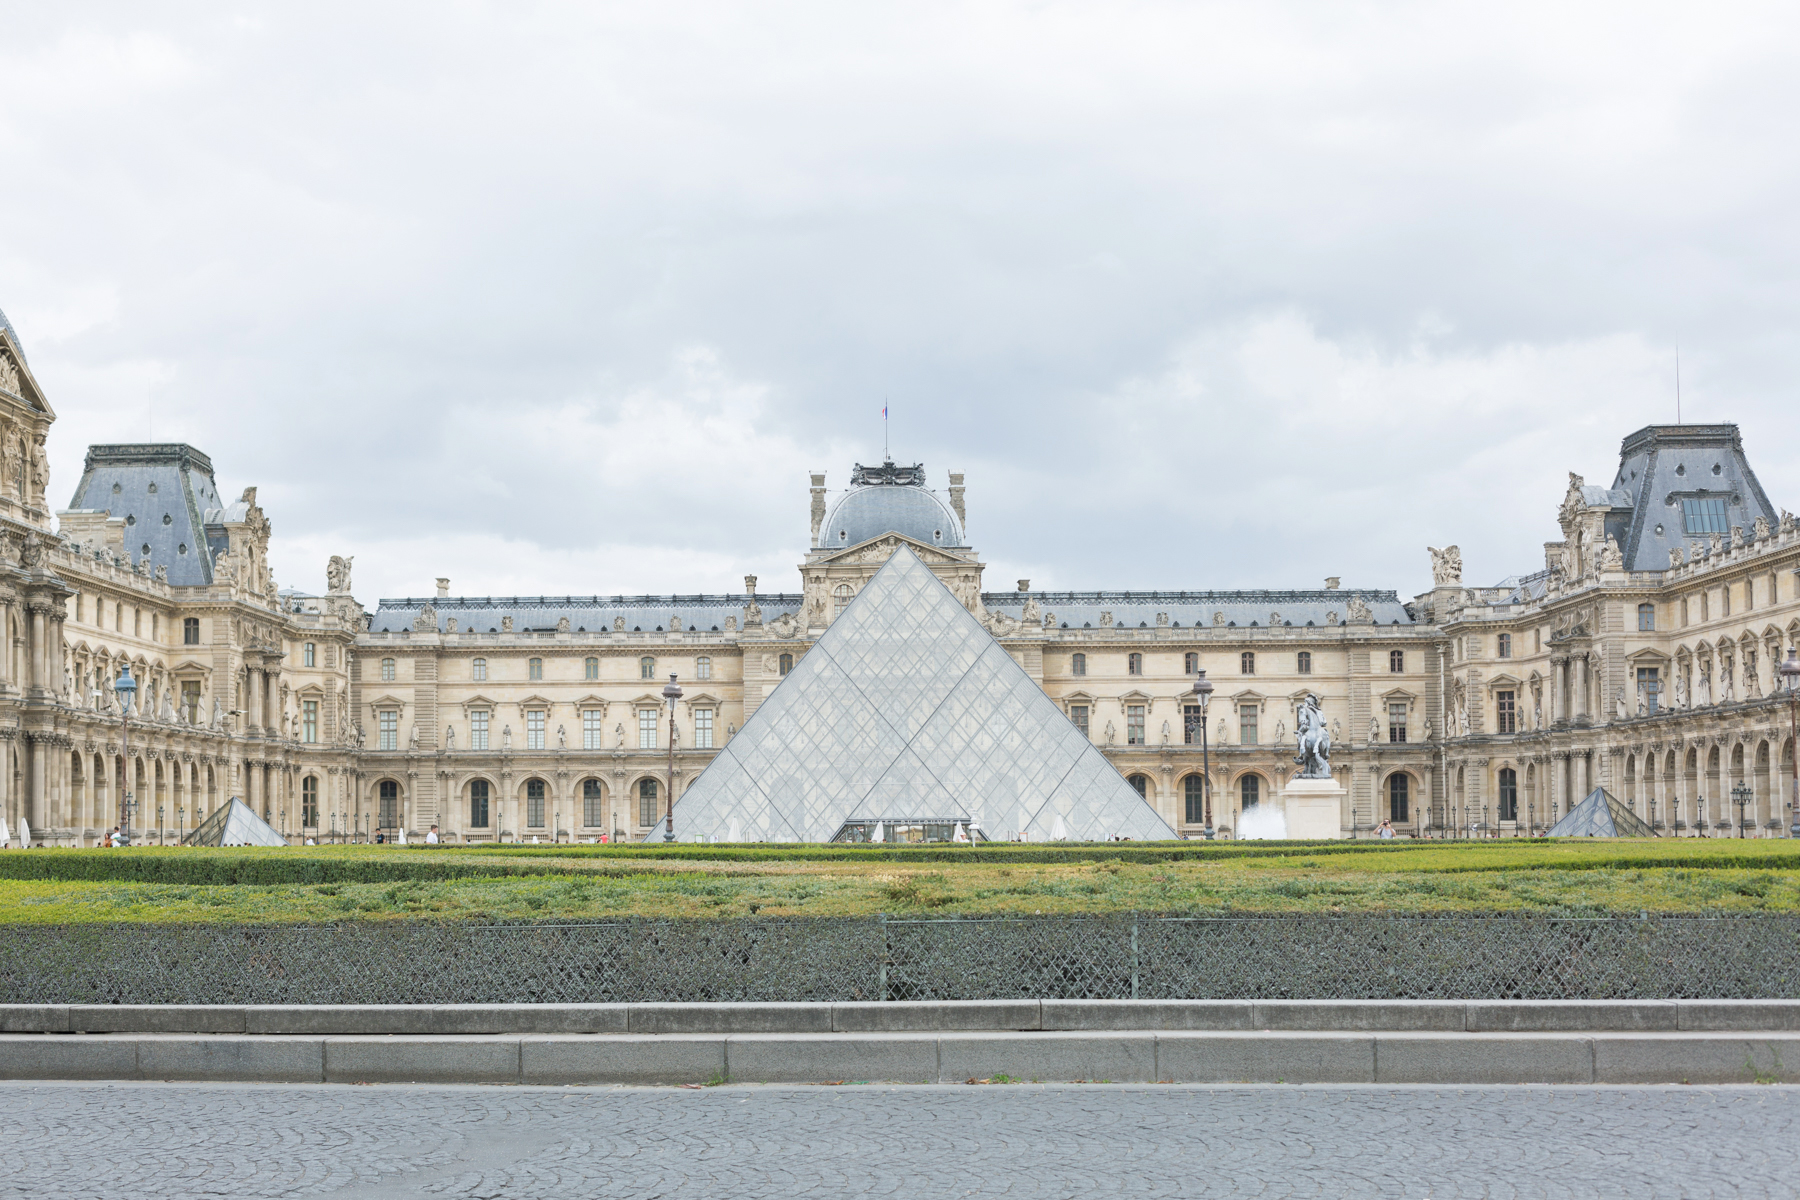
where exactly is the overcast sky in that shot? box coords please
[4,3,1798,604]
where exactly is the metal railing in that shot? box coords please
[2,914,1795,1005]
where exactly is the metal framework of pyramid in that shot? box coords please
[1544,787,1657,838]
[181,797,289,847]
[669,547,1177,843]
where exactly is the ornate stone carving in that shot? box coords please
[1428,546,1462,587]
[500,615,514,633]
[556,617,570,633]
[1346,596,1372,624]
[413,606,437,633]
[1597,536,1623,571]
[768,612,799,639]
[327,556,354,594]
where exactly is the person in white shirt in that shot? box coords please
[426,824,440,844]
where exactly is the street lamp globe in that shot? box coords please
[662,673,683,843]
[1782,648,1800,694]
[1189,670,1214,710]
[114,664,137,713]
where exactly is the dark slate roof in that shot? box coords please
[1610,424,1778,572]
[66,444,226,586]
[0,305,21,362]
[371,594,803,634]
[982,589,1414,629]
[821,475,966,549]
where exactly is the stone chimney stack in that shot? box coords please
[809,473,827,547]
[744,575,757,595]
[949,472,966,531]
[1017,579,1030,592]
[436,577,450,598]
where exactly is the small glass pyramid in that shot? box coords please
[668,547,1176,843]
[1544,787,1657,838]
[181,797,289,847]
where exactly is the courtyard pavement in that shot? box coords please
[0,1081,1795,1198]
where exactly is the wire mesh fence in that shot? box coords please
[1,914,1796,1004]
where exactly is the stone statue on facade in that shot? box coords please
[1368,715,1381,743]
[1745,651,1762,698]
[1695,665,1712,707]
[769,612,799,638]
[1022,597,1040,626]
[445,723,456,749]
[1273,719,1285,744]
[1103,720,1116,746]
[1428,546,1462,587]
[1674,668,1688,709]
[1216,718,1229,746]
[1598,536,1623,572]
[327,556,354,594]
[0,352,19,393]
[615,723,625,748]
[1719,661,1735,704]
[1293,694,1331,778]
[28,436,47,505]
[502,725,512,750]
[1616,688,1629,720]
[557,724,567,749]
[1346,596,1372,623]
[1669,546,1685,568]
[556,617,570,634]
[409,722,420,750]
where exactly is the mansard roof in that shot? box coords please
[821,461,966,549]
[66,443,227,587]
[0,305,22,363]
[370,593,802,634]
[1611,424,1778,572]
[981,588,1414,628]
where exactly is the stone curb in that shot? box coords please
[7,1000,1799,1036]
[3,1031,1799,1085]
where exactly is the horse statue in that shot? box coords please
[1294,693,1332,779]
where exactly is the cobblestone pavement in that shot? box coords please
[2,1082,1797,1199]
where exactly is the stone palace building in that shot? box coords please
[2,304,1798,844]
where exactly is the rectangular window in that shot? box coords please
[583,779,605,828]
[1297,651,1312,674]
[527,710,545,750]
[470,779,490,828]
[303,641,316,667]
[695,708,715,748]
[1071,705,1090,738]
[473,658,488,681]
[1390,650,1404,673]
[529,657,543,681]
[640,657,655,680]
[639,709,658,749]
[179,682,199,725]
[1127,704,1145,745]
[302,776,319,828]
[1184,652,1199,675]
[697,656,712,680]
[1495,690,1515,735]
[1681,496,1730,534]
[526,780,545,828]
[1239,704,1258,745]
[1387,701,1407,743]
[378,710,398,751]
[1241,652,1255,675]
[471,710,490,751]
[1638,666,1661,715]
[303,699,318,744]
[1127,653,1143,676]
[1072,654,1087,676]
[183,617,200,646]
[639,780,659,828]
[583,709,604,750]
[585,657,599,680]
[1182,704,1202,745]
[381,658,396,682]
[1497,633,1511,659]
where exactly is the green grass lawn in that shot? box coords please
[0,838,1797,922]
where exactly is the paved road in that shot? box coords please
[1,1082,1796,1198]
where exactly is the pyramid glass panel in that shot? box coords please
[663,546,1175,842]
[1544,788,1658,838]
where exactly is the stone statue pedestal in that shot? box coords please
[1281,776,1347,840]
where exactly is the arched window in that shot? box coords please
[1389,650,1405,673]
[528,657,543,681]
[1498,767,1518,822]
[1297,651,1312,674]
[302,776,319,828]
[583,779,605,828]
[1388,773,1410,823]
[640,656,656,680]
[779,653,793,676]
[1127,773,1149,797]
[585,657,599,680]
[1638,603,1656,631]
[381,657,396,682]
[469,779,490,828]
[834,584,854,617]
[526,779,546,829]
[472,658,487,681]
[1184,652,1199,675]
[638,778,660,828]
[378,780,400,830]
[1241,651,1255,675]
[1071,653,1087,676]
[1184,775,1207,825]
[696,656,712,680]
[1240,775,1260,809]
[1127,653,1143,676]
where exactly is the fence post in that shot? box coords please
[1130,912,1140,1000]
[879,912,888,1003]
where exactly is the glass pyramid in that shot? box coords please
[668,547,1177,842]
[181,797,289,847]
[1544,787,1657,838]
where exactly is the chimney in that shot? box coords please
[1325,577,1341,590]
[948,472,966,531]
[744,575,757,595]
[436,577,450,598]
[1017,579,1030,592]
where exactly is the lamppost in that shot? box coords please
[157,804,164,845]
[177,806,184,844]
[662,674,683,842]
[1781,648,1800,838]
[1188,670,1215,837]
[1730,782,1752,840]
[114,665,137,845]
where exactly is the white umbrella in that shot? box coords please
[870,821,885,844]
[952,823,969,843]
[396,827,407,845]
[529,835,539,844]
[0,817,9,847]
[1050,814,1068,841]
[19,817,31,848]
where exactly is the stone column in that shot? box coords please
[264,670,277,737]
[26,737,44,836]
[28,605,45,694]
[1576,656,1591,721]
